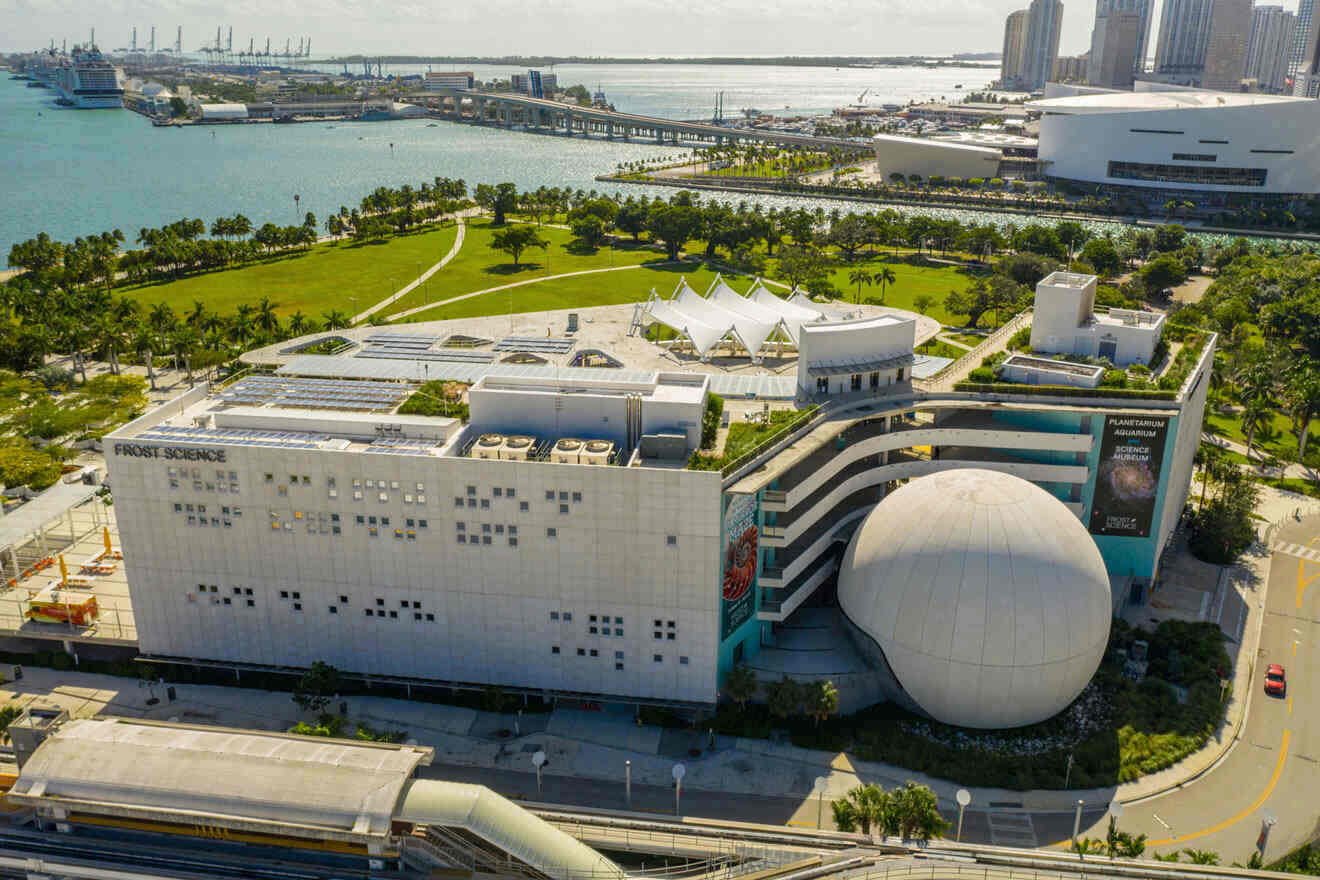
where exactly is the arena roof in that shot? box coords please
[1029,90,1305,114]
[7,718,433,841]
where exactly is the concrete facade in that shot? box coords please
[1002,10,1031,87]
[1245,6,1297,93]
[1089,5,1143,88]
[1154,0,1215,80]
[1029,272,1165,366]
[1201,0,1253,90]
[1023,0,1065,90]
[871,134,1002,183]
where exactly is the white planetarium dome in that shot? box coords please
[838,468,1111,729]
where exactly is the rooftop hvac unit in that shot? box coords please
[501,435,535,461]
[552,437,583,464]
[473,433,505,460]
[581,439,613,466]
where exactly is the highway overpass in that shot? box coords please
[401,88,864,149]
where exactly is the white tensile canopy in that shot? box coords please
[640,275,831,362]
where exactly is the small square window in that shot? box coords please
[589,615,597,623]
[455,497,464,508]
[291,475,300,485]
[391,480,400,490]
[616,628,624,637]
[327,477,336,488]
[547,527,557,538]
[418,519,428,528]
[381,517,390,526]
[264,473,274,483]
[545,490,555,501]
[495,524,504,534]
[356,515,365,525]
[377,609,386,617]
[232,587,241,596]
[560,504,569,514]
[614,616,623,624]
[480,499,490,509]
[292,592,300,599]
[572,492,582,503]
[602,627,611,635]
[401,600,410,608]
[667,632,676,641]
[329,605,338,614]
[246,589,254,596]
[467,486,477,496]
[457,534,466,544]
[654,619,662,627]
[467,498,476,508]
[426,613,435,621]
[520,501,529,512]
[666,535,677,546]
[223,597,232,606]
[576,648,586,656]
[509,537,518,547]
[456,521,466,531]
[246,599,255,607]
[508,525,518,536]
[197,585,207,594]
[680,656,690,665]
[416,482,425,492]
[507,488,516,498]
[339,595,348,603]
[551,611,560,621]
[332,525,341,535]
[407,518,415,528]
[590,649,599,657]
[379,492,389,503]
[352,478,362,489]
[302,476,311,485]
[368,516,377,525]
[293,602,302,611]
[668,621,676,628]
[173,503,182,512]
[589,626,598,634]
[653,654,663,663]
[482,523,492,533]
[280,590,289,599]
[365,609,373,617]
[559,491,568,501]
[615,651,624,660]
[615,662,624,671]
[353,490,363,501]
[376,598,385,606]
[414,612,422,621]
[563,612,572,622]
[389,610,398,619]
[552,646,560,654]
[493,487,503,497]
[365,479,375,489]
[654,632,663,640]
[482,535,492,545]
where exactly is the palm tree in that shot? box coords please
[873,267,897,303]
[848,269,873,303]
[254,297,281,337]
[1183,849,1220,865]
[1236,359,1277,458]
[321,309,350,330]
[804,680,838,726]
[288,311,309,337]
[831,784,890,834]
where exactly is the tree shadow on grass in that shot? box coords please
[482,262,545,276]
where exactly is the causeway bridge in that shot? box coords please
[400,88,863,149]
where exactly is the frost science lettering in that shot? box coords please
[114,443,227,462]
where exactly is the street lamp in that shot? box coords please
[955,789,971,842]
[625,759,632,808]
[813,776,828,829]
[1072,799,1085,858]
[672,762,686,816]
[532,749,546,796]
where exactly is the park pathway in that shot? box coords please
[1202,431,1317,481]
[385,260,681,322]
[352,219,468,325]
[935,333,976,350]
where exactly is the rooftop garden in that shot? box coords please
[396,380,470,423]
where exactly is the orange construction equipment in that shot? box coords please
[26,585,98,626]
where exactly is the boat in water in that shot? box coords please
[55,45,124,109]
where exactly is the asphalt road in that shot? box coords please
[423,517,1320,864]
[1068,514,1320,862]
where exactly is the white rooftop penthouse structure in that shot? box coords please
[1030,271,1165,366]
[796,312,917,400]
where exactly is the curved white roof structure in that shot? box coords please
[397,780,625,880]
[838,469,1111,729]
[7,717,432,842]
[639,276,831,361]
[1030,88,1320,196]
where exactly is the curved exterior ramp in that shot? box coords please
[396,779,626,880]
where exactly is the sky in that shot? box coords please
[0,0,1302,60]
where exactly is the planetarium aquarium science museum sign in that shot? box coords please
[1088,416,1170,539]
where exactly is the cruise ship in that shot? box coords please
[55,46,124,109]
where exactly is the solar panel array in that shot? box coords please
[356,349,495,364]
[277,355,799,399]
[365,332,440,347]
[218,376,413,411]
[493,336,577,354]
[138,424,328,449]
[365,437,440,456]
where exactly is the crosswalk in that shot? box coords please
[986,811,1038,848]
[1272,541,1320,564]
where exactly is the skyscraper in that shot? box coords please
[1201,0,1253,90]
[1095,0,1155,72]
[1023,0,1065,90]
[1290,0,1315,78]
[1002,10,1031,88]
[1295,6,1320,95]
[1245,6,1296,92]
[1154,0,1215,79]
[1089,2,1143,87]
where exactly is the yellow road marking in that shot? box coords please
[1147,730,1290,847]
[1289,696,1293,715]
[1297,560,1320,609]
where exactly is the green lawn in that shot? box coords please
[810,256,985,326]
[385,221,675,317]
[398,262,740,324]
[1204,407,1302,462]
[119,222,460,319]
[916,339,967,360]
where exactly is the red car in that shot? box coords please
[1265,664,1286,697]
